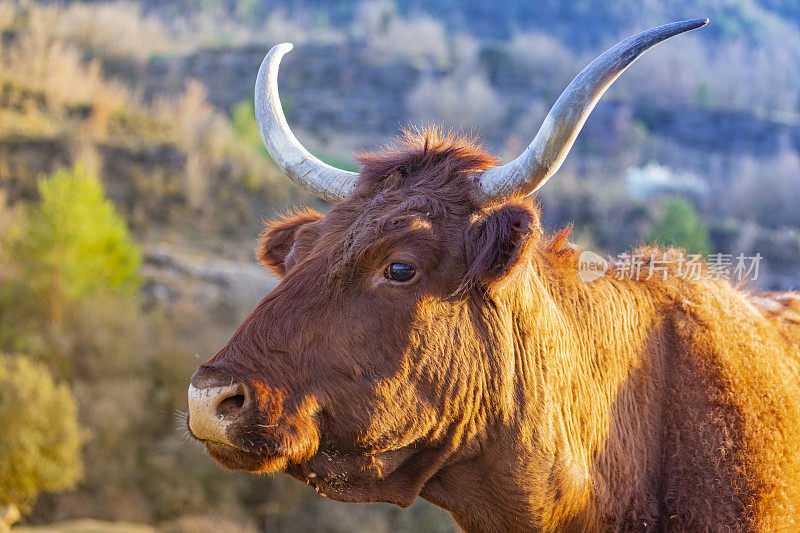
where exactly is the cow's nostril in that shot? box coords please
[217,394,246,419]
[187,382,248,446]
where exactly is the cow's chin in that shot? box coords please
[204,441,289,472]
[283,445,446,508]
[201,412,321,473]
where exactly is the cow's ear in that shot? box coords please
[462,202,540,293]
[257,207,322,277]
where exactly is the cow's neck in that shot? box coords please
[423,260,671,531]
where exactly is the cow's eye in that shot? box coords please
[385,262,416,283]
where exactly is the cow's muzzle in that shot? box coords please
[187,374,249,447]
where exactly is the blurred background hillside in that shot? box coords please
[0,0,798,531]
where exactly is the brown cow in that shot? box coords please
[187,19,800,531]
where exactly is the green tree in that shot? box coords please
[231,99,265,153]
[694,81,713,108]
[647,197,712,255]
[0,355,83,513]
[12,163,142,322]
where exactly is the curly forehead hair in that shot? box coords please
[355,126,499,200]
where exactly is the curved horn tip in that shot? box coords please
[666,18,710,36]
[264,43,294,63]
[255,40,358,202]
[269,42,294,57]
[668,18,710,35]
[473,17,710,206]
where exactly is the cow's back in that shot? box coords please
[663,282,800,530]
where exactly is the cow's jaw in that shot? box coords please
[283,435,458,507]
[205,441,288,472]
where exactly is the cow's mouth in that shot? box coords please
[187,377,322,473]
[186,417,291,472]
[204,440,289,472]
[186,387,323,475]
[203,431,442,508]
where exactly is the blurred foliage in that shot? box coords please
[11,164,141,312]
[0,355,83,513]
[231,100,265,155]
[0,3,296,244]
[241,0,800,50]
[647,197,712,256]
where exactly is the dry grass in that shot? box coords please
[407,74,507,138]
[354,1,449,67]
[0,5,132,138]
[15,519,156,533]
[0,1,291,225]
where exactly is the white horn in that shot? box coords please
[255,43,358,203]
[474,18,709,205]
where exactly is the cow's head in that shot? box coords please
[187,19,708,507]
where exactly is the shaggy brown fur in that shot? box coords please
[191,128,800,532]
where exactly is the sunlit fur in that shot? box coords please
[195,127,800,531]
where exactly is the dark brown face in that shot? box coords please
[186,146,540,506]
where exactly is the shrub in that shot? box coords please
[506,31,577,91]
[231,100,264,154]
[20,163,141,294]
[727,149,800,230]
[355,1,448,68]
[0,354,83,513]
[407,74,507,138]
[647,197,711,255]
[10,163,141,324]
[51,1,171,60]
